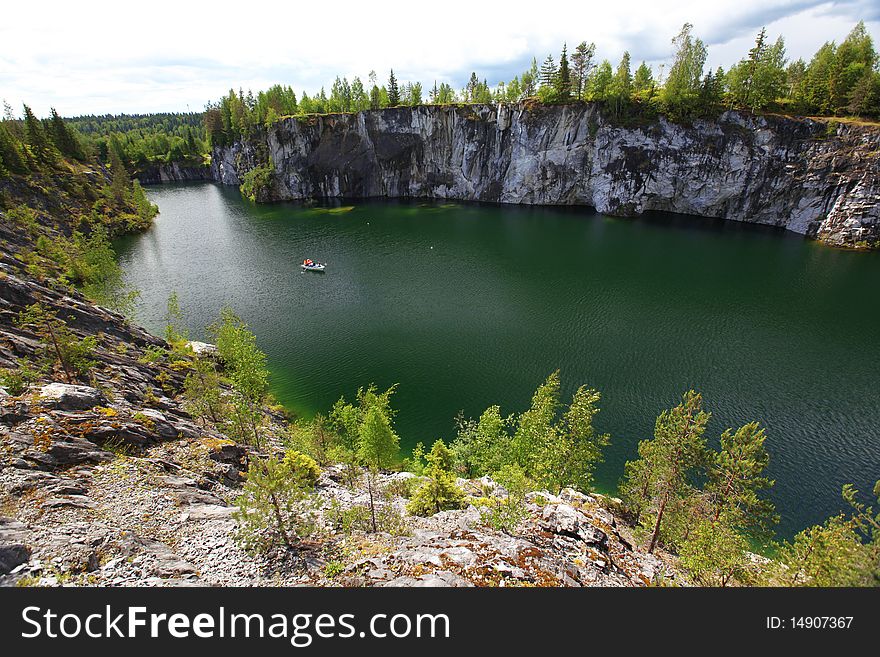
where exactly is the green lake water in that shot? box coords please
[115,182,880,538]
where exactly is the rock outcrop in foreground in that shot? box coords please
[213,103,880,248]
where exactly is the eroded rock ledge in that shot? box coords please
[212,103,880,249]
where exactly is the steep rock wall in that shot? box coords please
[212,103,880,248]
[138,161,211,185]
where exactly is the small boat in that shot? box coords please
[301,259,326,272]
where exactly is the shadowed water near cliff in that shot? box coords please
[116,182,880,538]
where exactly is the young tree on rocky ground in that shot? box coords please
[16,303,97,384]
[329,383,399,487]
[234,450,321,554]
[357,404,400,532]
[620,390,710,553]
[286,412,336,466]
[407,440,464,516]
[209,308,270,447]
[480,463,533,534]
[163,291,188,347]
[183,357,226,427]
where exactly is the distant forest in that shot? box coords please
[65,113,208,171]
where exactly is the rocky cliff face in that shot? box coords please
[213,103,880,248]
[137,161,211,185]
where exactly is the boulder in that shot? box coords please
[209,443,248,468]
[0,518,32,575]
[541,504,609,549]
[38,383,104,411]
[186,341,218,357]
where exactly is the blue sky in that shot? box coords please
[1,0,878,117]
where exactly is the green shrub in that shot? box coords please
[0,359,44,395]
[138,346,166,365]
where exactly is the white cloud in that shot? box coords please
[1,0,877,116]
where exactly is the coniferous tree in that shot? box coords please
[0,122,27,174]
[234,451,320,553]
[698,68,726,116]
[571,42,596,100]
[539,54,558,89]
[706,422,778,539]
[727,28,787,111]
[387,70,400,106]
[633,61,655,100]
[555,44,573,101]
[620,390,710,553]
[108,146,130,203]
[407,440,465,516]
[608,51,633,116]
[23,104,55,164]
[829,21,877,114]
[466,72,480,102]
[47,108,81,159]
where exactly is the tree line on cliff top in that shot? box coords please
[8,20,873,167]
[205,21,880,147]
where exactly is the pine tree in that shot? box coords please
[108,145,130,203]
[726,28,787,111]
[466,72,480,102]
[387,70,400,106]
[407,440,465,516]
[707,421,777,538]
[633,61,655,100]
[620,390,710,553]
[47,108,81,159]
[0,122,27,174]
[555,44,572,101]
[571,42,596,100]
[233,451,320,553]
[539,54,557,89]
[22,104,55,164]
